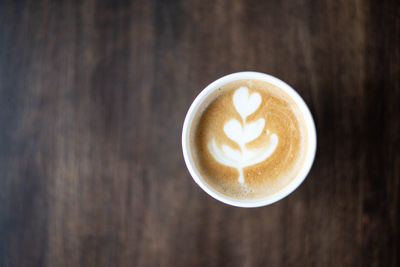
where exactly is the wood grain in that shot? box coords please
[0,0,399,266]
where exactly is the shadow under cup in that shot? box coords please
[182,72,316,208]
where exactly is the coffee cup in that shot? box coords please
[182,72,316,207]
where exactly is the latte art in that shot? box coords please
[208,87,279,184]
[190,79,308,199]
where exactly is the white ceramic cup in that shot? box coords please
[182,71,317,208]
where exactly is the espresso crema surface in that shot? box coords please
[190,79,308,199]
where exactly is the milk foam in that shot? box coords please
[207,87,278,184]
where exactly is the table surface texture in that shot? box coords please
[0,0,399,266]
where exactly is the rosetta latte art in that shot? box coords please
[207,87,278,184]
[191,79,306,199]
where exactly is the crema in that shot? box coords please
[189,79,308,199]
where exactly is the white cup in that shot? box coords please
[182,72,317,208]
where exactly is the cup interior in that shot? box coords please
[182,72,317,207]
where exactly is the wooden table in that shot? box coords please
[1,0,399,266]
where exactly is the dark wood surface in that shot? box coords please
[1,0,399,266]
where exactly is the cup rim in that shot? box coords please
[182,71,317,208]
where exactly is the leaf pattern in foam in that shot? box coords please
[224,118,265,145]
[207,86,279,185]
[243,118,265,143]
[222,145,242,163]
[233,87,262,119]
[224,119,243,144]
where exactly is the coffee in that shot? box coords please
[189,79,308,199]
